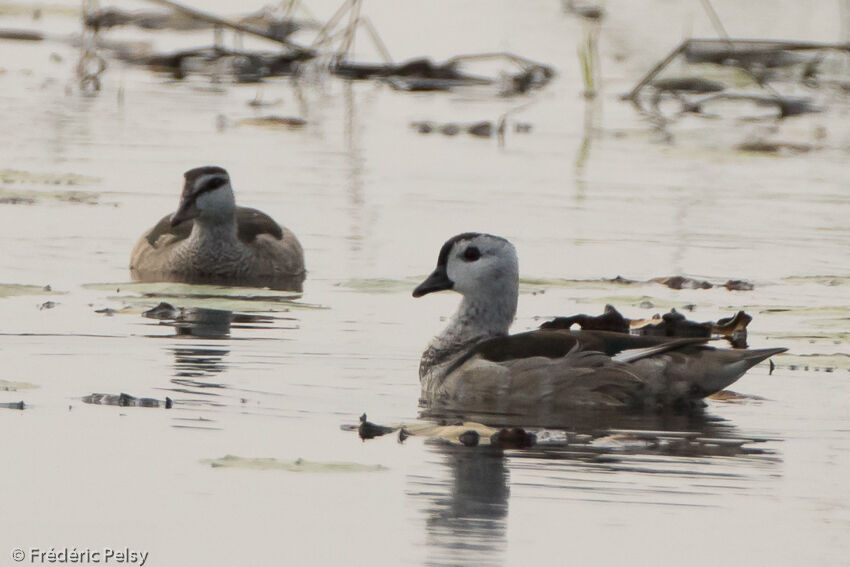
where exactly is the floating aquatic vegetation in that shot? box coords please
[202,455,387,473]
[334,278,421,294]
[0,188,100,205]
[0,379,38,391]
[0,170,100,205]
[0,283,62,298]
[0,169,100,186]
[83,282,322,312]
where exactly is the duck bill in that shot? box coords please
[170,198,198,227]
[413,267,453,297]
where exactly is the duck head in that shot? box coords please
[413,232,519,301]
[171,166,236,226]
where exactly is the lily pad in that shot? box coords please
[0,187,100,205]
[335,278,420,294]
[202,455,387,473]
[0,283,64,298]
[83,282,325,312]
[0,379,38,391]
[0,169,100,186]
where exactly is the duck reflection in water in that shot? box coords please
[420,444,509,567]
[409,407,776,567]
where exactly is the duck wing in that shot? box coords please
[235,207,284,243]
[144,213,191,248]
[143,207,284,248]
[429,349,646,411]
[430,330,784,409]
[472,329,708,362]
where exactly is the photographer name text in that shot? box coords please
[11,548,148,565]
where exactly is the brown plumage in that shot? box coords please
[129,166,305,291]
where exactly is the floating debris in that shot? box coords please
[142,301,181,320]
[541,305,752,346]
[94,306,132,316]
[82,392,173,408]
[736,139,815,154]
[411,119,529,139]
[650,275,754,291]
[562,1,606,21]
[84,5,308,38]
[490,428,536,449]
[84,7,212,31]
[626,38,848,125]
[540,304,630,333]
[708,390,766,402]
[358,413,395,440]
[384,54,554,95]
[633,309,752,347]
[0,401,25,410]
[458,430,480,447]
[136,46,314,82]
[651,275,713,290]
[650,76,726,94]
[238,115,306,128]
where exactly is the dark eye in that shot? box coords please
[462,246,481,262]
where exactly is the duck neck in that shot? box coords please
[187,214,241,255]
[421,292,517,379]
[444,293,517,344]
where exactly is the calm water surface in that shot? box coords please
[1,1,849,565]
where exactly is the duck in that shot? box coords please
[412,232,785,412]
[129,166,305,291]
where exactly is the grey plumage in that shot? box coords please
[414,233,785,412]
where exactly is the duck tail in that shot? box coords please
[704,347,787,395]
[740,347,787,364]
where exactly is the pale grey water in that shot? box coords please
[1,1,849,566]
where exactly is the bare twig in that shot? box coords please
[699,0,730,40]
[143,0,309,51]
